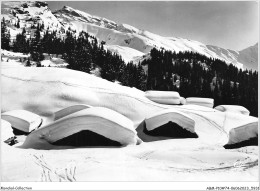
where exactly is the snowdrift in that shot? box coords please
[222,112,258,147]
[177,105,258,147]
[1,67,258,148]
[145,91,181,105]
[1,119,14,142]
[54,104,92,120]
[214,105,250,116]
[145,108,195,133]
[1,67,165,127]
[186,97,214,108]
[137,108,197,141]
[21,107,138,149]
[1,110,42,133]
[180,97,186,105]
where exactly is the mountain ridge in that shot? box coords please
[1,1,258,70]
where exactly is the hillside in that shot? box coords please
[1,1,258,70]
[238,43,258,71]
[1,1,259,185]
[1,66,258,182]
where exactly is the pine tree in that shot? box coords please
[120,63,132,87]
[213,81,220,106]
[36,61,42,67]
[136,63,147,91]
[201,79,211,98]
[140,47,258,116]
[1,17,11,50]
[16,19,20,28]
[231,82,239,104]
[13,28,28,53]
[25,58,31,67]
[41,23,44,31]
[30,26,44,61]
[100,51,125,82]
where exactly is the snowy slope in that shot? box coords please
[2,67,258,147]
[104,45,144,63]
[1,50,68,68]
[1,1,64,40]
[53,7,245,69]
[53,6,257,69]
[206,45,243,68]
[1,2,258,70]
[1,66,258,181]
[238,43,258,71]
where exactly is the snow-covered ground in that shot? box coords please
[1,50,29,68]
[1,66,258,182]
[40,57,68,67]
[104,45,144,64]
[1,50,68,68]
[0,1,258,183]
[1,137,258,181]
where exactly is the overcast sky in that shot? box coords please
[49,1,257,51]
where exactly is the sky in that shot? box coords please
[35,1,260,50]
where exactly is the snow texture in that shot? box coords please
[186,97,214,108]
[215,105,250,116]
[1,67,259,181]
[145,108,195,132]
[0,1,259,182]
[21,107,138,149]
[54,104,92,120]
[104,45,144,63]
[180,97,186,105]
[1,110,42,133]
[1,119,14,141]
[1,67,257,147]
[145,91,181,105]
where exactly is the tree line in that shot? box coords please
[142,48,258,117]
[1,18,258,116]
[1,18,147,90]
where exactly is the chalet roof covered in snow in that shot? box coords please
[21,107,138,149]
[1,119,14,141]
[145,108,195,133]
[54,104,92,121]
[145,91,181,105]
[186,97,214,108]
[214,105,250,116]
[1,110,42,133]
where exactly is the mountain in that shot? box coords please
[206,44,258,71]
[238,43,258,71]
[1,1,258,70]
[1,1,63,34]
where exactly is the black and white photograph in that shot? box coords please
[1,1,259,190]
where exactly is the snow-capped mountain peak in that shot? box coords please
[2,1,63,33]
[117,23,140,34]
[53,5,118,31]
[58,5,93,21]
[238,43,258,71]
[52,5,258,69]
[1,1,258,70]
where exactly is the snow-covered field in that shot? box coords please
[1,50,68,68]
[104,45,144,64]
[1,65,258,182]
[1,1,258,187]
